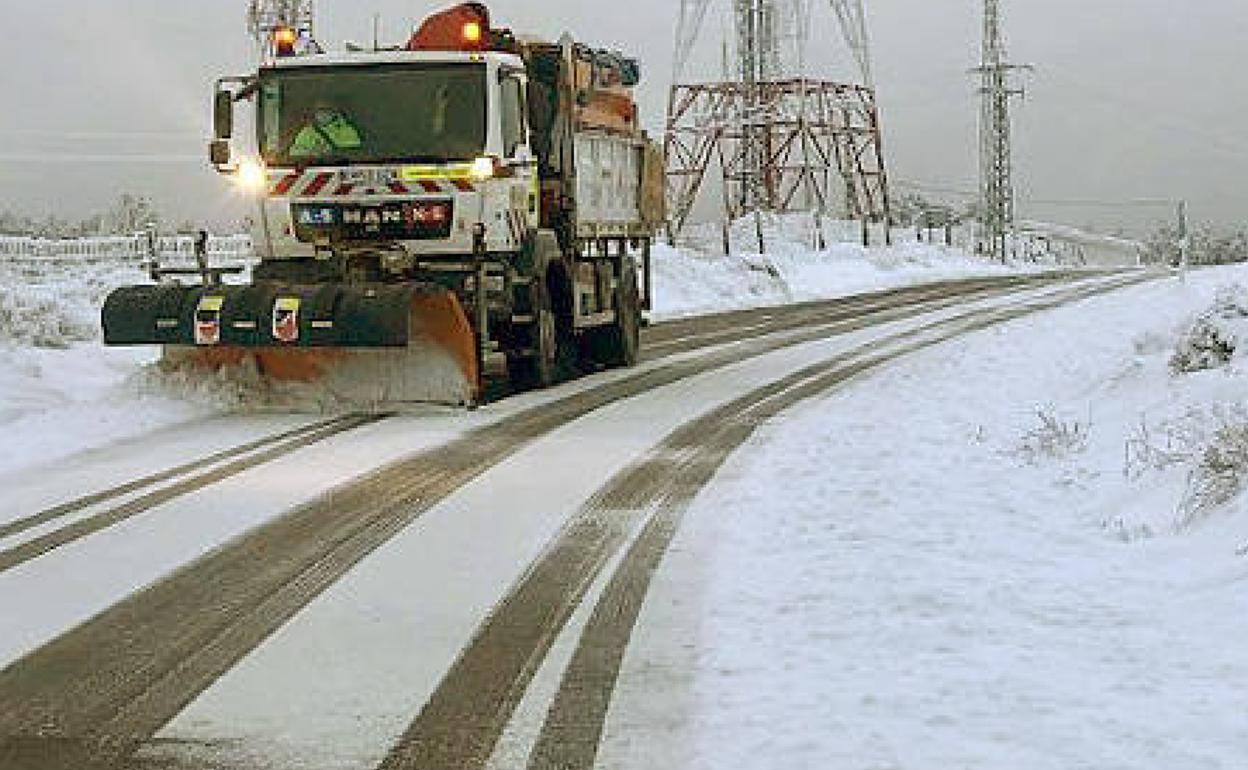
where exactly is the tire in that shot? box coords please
[587,255,641,369]
[508,234,578,390]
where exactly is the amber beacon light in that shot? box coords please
[273,26,298,56]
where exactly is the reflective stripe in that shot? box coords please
[302,173,334,197]
[267,171,479,197]
[274,173,302,195]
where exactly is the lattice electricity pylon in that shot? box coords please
[664,0,892,244]
[972,0,1029,260]
[247,0,315,59]
[665,80,889,236]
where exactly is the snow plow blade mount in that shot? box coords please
[102,283,480,407]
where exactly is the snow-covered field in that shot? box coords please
[0,235,1025,476]
[606,265,1248,769]
[0,258,206,474]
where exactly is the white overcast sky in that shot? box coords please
[0,0,1245,234]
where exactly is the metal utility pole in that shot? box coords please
[736,0,769,222]
[664,0,892,250]
[973,0,1028,261]
[1177,199,1190,281]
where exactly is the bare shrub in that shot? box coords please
[0,283,97,349]
[1016,408,1089,464]
[1122,414,1197,480]
[1179,406,1248,526]
[1170,285,1248,374]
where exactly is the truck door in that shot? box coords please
[500,73,540,231]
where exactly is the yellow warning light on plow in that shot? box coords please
[462,21,483,44]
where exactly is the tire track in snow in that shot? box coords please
[0,414,368,542]
[371,273,1155,770]
[527,274,1158,770]
[0,413,389,575]
[0,272,1112,769]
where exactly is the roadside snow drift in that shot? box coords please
[611,265,1248,770]
[652,217,1023,319]
[0,258,206,475]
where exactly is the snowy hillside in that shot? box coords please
[610,265,1248,769]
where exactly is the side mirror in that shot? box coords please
[213,90,234,140]
[209,139,231,168]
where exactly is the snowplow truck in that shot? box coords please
[101,3,665,406]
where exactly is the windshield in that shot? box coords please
[258,63,487,167]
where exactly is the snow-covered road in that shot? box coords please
[0,263,1191,770]
[2,239,1208,768]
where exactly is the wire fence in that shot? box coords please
[0,233,254,263]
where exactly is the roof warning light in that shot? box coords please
[273,26,298,56]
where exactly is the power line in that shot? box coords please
[0,129,201,141]
[895,178,1183,213]
[893,178,977,198]
[0,154,202,164]
[1025,197,1179,208]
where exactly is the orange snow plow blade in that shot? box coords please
[145,287,481,408]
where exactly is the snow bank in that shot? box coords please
[651,217,1024,319]
[0,261,125,348]
[631,265,1248,769]
[0,258,208,475]
[1117,281,1248,533]
[1170,283,1248,373]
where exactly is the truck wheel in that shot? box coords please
[588,256,641,369]
[508,264,578,390]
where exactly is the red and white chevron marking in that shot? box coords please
[268,171,477,197]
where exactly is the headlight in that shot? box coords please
[468,156,497,182]
[235,157,268,194]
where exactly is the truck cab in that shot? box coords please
[220,49,538,276]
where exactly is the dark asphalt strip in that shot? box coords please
[372,274,1154,770]
[0,414,389,575]
[0,273,1101,769]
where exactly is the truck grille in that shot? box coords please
[291,200,454,242]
